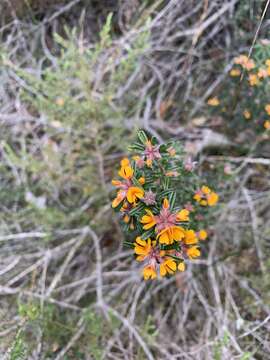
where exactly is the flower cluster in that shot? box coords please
[111,130,219,280]
[207,45,270,134]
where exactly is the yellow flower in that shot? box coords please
[121,158,130,167]
[234,55,255,70]
[243,110,251,119]
[146,159,152,167]
[126,187,144,203]
[258,68,268,79]
[56,98,65,106]
[178,262,185,272]
[134,237,153,261]
[176,209,190,222]
[111,179,122,186]
[140,209,157,230]
[265,59,270,67]
[158,226,185,245]
[264,120,270,130]
[244,59,255,71]
[163,198,169,209]
[234,54,248,65]
[201,185,211,194]
[118,165,134,180]
[165,171,179,177]
[207,97,219,106]
[183,230,198,245]
[112,191,126,208]
[230,68,241,77]
[248,74,259,86]
[187,246,201,259]
[265,104,270,116]
[194,186,219,206]
[167,147,176,157]
[138,177,145,185]
[123,214,130,223]
[207,192,219,206]
[198,229,208,240]
[160,259,177,277]
[143,265,157,280]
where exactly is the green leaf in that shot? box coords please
[137,129,149,144]
[141,229,154,240]
[129,202,145,216]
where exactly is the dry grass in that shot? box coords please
[0,1,269,359]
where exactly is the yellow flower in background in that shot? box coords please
[243,110,251,119]
[264,120,270,130]
[198,229,208,241]
[158,226,185,245]
[248,74,259,86]
[126,187,144,203]
[176,209,190,222]
[143,265,157,280]
[183,230,198,245]
[202,186,211,194]
[207,97,219,106]
[234,54,248,65]
[141,209,156,230]
[207,192,219,206]
[234,55,255,70]
[178,262,185,272]
[258,68,268,79]
[230,68,241,77]
[265,59,270,67]
[265,104,270,116]
[160,259,177,277]
[187,246,201,259]
[167,147,176,157]
[194,186,219,207]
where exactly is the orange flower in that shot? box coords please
[112,190,126,208]
[248,74,259,86]
[264,120,270,130]
[138,177,145,185]
[207,97,219,106]
[198,229,208,240]
[143,265,157,280]
[183,230,198,245]
[207,192,219,206]
[194,186,219,207]
[126,187,144,203]
[158,226,185,245]
[230,68,241,77]
[265,104,270,116]
[258,68,268,79]
[187,246,201,259]
[178,262,185,272]
[140,209,157,230]
[134,237,154,261]
[160,259,177,277]
[234,55,255,70]
[118,165,134,180]
[176,209,190,222]
[243,110,251,119]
